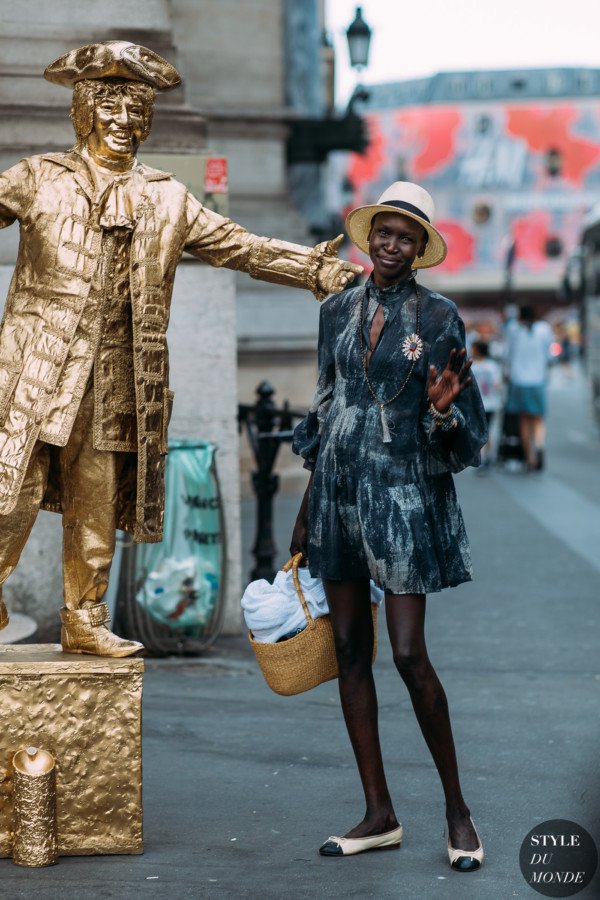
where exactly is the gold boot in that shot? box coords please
[60,603,143,658]
[0,598,8,631]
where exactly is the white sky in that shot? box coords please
[326,0,600,105]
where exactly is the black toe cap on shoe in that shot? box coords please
[319,840,343,856]
[451,856,481,872]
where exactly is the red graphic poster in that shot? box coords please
[204,158,228,194]
[506,106,600,186]
[435,220,476,273]
[395,107,462,178]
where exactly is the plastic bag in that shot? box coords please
[135,441,222,637]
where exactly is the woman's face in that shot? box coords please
[368,212,427,288]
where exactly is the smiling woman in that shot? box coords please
[290,181,488,871]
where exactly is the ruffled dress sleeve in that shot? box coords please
[421,305,488,473]
[292,301,336,471]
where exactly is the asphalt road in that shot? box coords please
[2,363,599,899]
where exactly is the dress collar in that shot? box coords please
[366,273,416,308]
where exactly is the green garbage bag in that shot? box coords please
[134,440,223,637]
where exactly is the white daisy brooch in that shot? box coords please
[402,333,423,361]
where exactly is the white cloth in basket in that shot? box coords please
[242,569,383,643]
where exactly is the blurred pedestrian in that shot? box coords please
[554,321,575,378]
[471,340,503,468]
[291,182,487,871]
[505,305,553,472]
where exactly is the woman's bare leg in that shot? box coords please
[519,413,536,468]
[324,577,398,838]
[386,592,478,851]
[532,415,546,467]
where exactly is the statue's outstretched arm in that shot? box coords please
[184,196,362,301]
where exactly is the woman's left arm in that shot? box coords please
[422,308,488,472]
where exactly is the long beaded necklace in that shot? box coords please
[359,282,422,443]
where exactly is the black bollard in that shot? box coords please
[239,382,305,582]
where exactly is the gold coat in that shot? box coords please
[0,151,324,541]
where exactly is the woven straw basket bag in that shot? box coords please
[248,553,378,696]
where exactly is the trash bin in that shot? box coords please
[115,440,226,655]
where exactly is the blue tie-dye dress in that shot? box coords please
[292,275,488,595]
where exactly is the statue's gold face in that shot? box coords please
[87,92,145,161]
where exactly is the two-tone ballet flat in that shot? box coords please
[319,824,403,857]
[447,818,484,871]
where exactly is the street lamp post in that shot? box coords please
[285,6,372,237]
[345,6,372,118]
[286,5,373,167]
[346,6,372,72]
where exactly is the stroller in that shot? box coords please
[496,406,524,466]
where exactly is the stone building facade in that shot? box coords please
[175,0,327,412]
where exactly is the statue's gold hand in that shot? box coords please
[314,234,363,300]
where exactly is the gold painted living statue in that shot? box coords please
[0,41,362,658]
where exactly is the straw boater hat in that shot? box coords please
[43,40,182,91]
[345,181,447,269]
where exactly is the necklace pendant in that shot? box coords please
[380,404,392,443]
[359,287,421,445]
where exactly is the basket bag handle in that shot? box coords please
[281,552,314,626]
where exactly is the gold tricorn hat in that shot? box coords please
[44,40,182,91]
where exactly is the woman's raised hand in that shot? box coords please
[427,347,473,413]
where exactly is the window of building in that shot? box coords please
[472,202,492,224]
[576,71,596,94]
[475,114,492,135]
[545,148,563,177]
[449,76,467,97]
[476,76,494,97]
[546,71,566,94]
[545,236,563,258]
[396,156,407,181]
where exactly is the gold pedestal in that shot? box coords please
[0,645,143,857]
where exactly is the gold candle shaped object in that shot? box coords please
[12,747,58,867]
